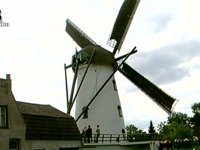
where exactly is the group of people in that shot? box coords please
[82,125,100,143]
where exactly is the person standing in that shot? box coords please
[122,128,126,141]
[86,125,92,143]
[82,126,87,142]
[96,125,100,143]
[0,10,2,22]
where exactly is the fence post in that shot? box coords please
[102,134,104,143]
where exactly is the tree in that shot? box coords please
[191,102,200,127]
[148,120,157,140]
[126,124,144,141]
[158,112,192,141]
[148,120,156,134]
[168,112,190,126]
[190,102,200,137]
[191,102,200,114]
[126,124,143,135]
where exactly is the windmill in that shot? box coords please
[64,0,176,134]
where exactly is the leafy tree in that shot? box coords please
[191,102,200,114]
[126,124,143,135]
[126,124,144,141]
[190,102,200,137]
[191,102,200,127]
[158,112,192,140]
[168,112,190,126]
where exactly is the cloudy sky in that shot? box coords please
[1,0,200,130]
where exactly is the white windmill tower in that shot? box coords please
[64,0,176,136]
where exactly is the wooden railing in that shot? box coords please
[82,133,161,144]
[82,133,200,149]
[82,134,125,143]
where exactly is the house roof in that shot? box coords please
[17,101,68,118]
[16,101,81,141]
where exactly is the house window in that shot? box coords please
[0,106,8,128]
[117,105,123,117]
[9,138,20,150]
[82,106,88,119]
[112,79,117,91]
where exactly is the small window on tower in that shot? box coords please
[117,105,123,117]
[112,79,117,91]
[82,106,89,119]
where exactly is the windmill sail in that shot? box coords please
[118,63,176,114]
[108,0,140,55]
[66,19,97,48]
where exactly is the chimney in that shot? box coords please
[6,74,12,94]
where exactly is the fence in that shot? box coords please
[82,133,161,144]
[82,134,200,149]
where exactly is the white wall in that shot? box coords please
[75,65,125,135]
[25,140,81,150]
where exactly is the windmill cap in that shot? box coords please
[72,45,117,68]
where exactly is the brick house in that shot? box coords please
[0,74,82,150]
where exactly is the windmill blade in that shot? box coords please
[66,19,97,48]
[108,0,140,55]
[118,63,176,114]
